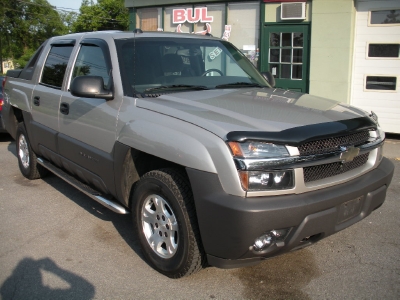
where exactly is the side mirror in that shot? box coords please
[70,76,114,100]
[262,71,276,88]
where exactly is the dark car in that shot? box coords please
[0,76,7,133]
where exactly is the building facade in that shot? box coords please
[124,0,400,133]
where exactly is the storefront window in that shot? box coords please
[193,4,225,38]
[136,7,162,31]
[135,2,260,67]
[164,6,192,33]
[227,2,259,66]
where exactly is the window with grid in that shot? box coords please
[268,32,303,79]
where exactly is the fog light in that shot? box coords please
[253,228,290,251]
[254,233,276,251]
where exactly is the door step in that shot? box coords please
[37,158,129,214]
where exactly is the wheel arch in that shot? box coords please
[114,142,189,208]
[3,105,24,140]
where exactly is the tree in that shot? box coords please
[0,0,68,71]
[73,0,129,33]
[59,11,79,34]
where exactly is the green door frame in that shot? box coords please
[260,23,310,93]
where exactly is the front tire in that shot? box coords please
[16,123,47,179]
[132,169,204,278]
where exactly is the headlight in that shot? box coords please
[239,170,294,191]
[228,141,293,191]
[228,141,289,158]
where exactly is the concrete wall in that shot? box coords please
[309,0,356,103]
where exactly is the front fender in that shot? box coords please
[118,119,217,173]
[117,105,246,197]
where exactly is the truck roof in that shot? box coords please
[49,30,222,42]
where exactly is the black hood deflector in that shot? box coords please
[226,117,377,146]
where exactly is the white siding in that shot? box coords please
[351,0,400,133]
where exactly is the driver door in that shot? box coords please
[58,38,122,194]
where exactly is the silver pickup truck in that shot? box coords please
[2,30,394,278]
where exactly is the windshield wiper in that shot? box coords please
[144,84,209,92]
[215,82,265,88]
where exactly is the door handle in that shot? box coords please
[33,96,40,106]
[60,102,70,115]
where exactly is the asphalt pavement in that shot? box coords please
[0,133,399,299]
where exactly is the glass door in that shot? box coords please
[262,24,310,92]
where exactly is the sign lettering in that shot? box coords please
[173,7,214,24]
[173,9,186,23]
[209,47,223,60]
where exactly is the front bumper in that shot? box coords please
[186,157,394,269]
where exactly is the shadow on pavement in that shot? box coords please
[0,133,17,158]
[0,133,13,143]
[0,257,95,300]
[40,174,145,261]
[3,134,147,267]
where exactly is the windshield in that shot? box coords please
[115,37,270,96]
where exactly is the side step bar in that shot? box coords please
[37,158,129,214]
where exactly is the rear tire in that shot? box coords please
[131,168,204,278]
[16,123,47,179]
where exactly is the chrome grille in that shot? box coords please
[304,153,369,183]
[298,131,370,156]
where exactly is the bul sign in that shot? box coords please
[172,7,231,48]
[173,7,214,24]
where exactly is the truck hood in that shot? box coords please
[136,88,376,145]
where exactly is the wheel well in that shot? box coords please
[7,107,24,139]
[132,149,186,178]
[14,108,24,123]
[119,147,189,208]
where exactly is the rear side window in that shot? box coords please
[20,41,47,80]
[72,44,110,87]
[41,45,74,88]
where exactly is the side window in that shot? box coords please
[20,42,47,80]
[41,45,74,88]
[72,45,110,87]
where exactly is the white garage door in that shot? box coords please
[351,0,400,134]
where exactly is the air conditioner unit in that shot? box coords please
[281,2,306,20]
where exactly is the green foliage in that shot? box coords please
[0,0,129,73]
[73,0,129,32]
[13,48,37,69]
[59,11,79,34]
[0,0,68,71]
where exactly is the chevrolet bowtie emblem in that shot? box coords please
[340,146,360,163]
